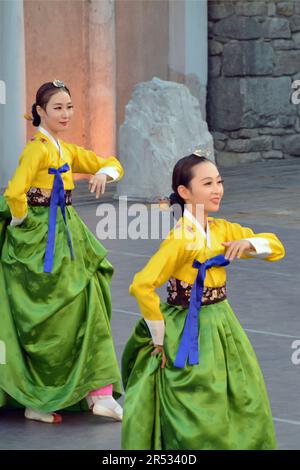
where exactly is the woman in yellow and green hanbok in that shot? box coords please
[0,80,124,423]
[122,153,285,450]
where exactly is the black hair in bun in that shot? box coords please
[169,191,185,218]
[32,103,41,127]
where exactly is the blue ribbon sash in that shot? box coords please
[44,163,75,273]
[174,254,230,369]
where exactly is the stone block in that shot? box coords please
[276,2,294,17]
[290,15,300,32]
[208,78,243,131]
[223,41,274,76]
[274,51,300,75]
[208,40,224,56]
[215,140,226,151]
[268,3,276,17]
[213,15,262,39]
[293,31,300,48]
[208,1,235,20]
[259,127,295,135]
[208,56,222,77]
[263,17,291,38]
[212,131,228,141]
[208,76,296,131]
[235,2,268,17]
[215,150,262,167]
[226,136,272,152]
[272,39,295,49]
[282,135,300,155]
[262,150,284,159]
[230,128,259,138]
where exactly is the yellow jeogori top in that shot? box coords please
[129,210,285,344]
[4,130,124,219]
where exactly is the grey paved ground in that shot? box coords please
[0,158,299,449]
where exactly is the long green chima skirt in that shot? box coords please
[121,300,277,450]
[0,196,121,412]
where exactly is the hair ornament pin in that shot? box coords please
[24,113,33,121]
[158,196,171,210]
[53,79,66,88]
[193,148,211,158]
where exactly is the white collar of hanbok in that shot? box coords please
[183,208,211,248]
[38,126,64,159]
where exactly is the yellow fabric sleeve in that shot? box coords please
[223,220,285,262]
[4,141,46,218]
[66,143,124,180]
[129,236,190,322]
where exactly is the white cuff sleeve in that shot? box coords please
[96,166,119,183]
[145,319,165,346]
[243,237,272,258]
[10,214,27,226]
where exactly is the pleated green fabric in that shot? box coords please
[122,300,277,450]
[0,196,121,412]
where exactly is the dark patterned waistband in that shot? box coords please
[167,277,227,307]
[27,187,72,206]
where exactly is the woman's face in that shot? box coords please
[178,161,224,213]
[37,90,74,134]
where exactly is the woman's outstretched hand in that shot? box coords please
[222,240,255,261]
[88,174,108,199]
[150,341,167,369]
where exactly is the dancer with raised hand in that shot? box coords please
[0,80,124,423]
[122,153,285,449]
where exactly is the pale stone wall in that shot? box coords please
[24,0,116,156]
[115,0,169,128]
[24,0,87,147]
[169,0,208,119]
